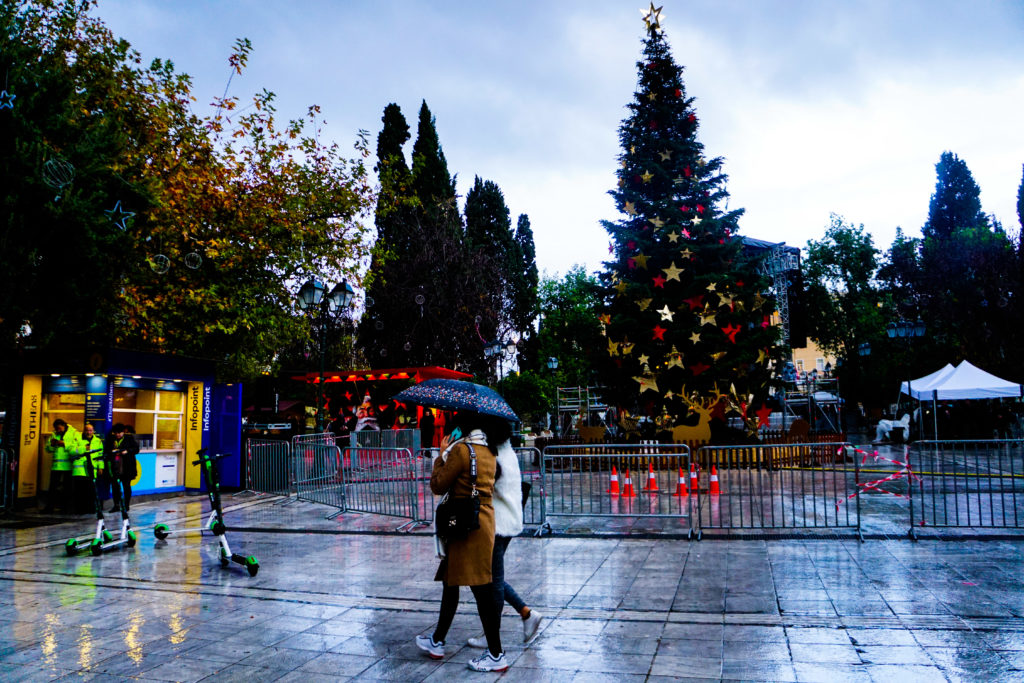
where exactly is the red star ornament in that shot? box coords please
[690,362,710,376]
[684,165,692,178]
[608,243,614,253]
[761,315,771,329]
[674,88,682,97]
[687,113,697,123]
[627,257,637,270]
[696,204,706,214]
[756,403,772,428]
[652,274,666,288]
[627,240,637,250]
[652,325,667,341]
[681,228,691,238]
[684,294,704,310]
[722,324,741,343]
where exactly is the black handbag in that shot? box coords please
[435,445,481,541]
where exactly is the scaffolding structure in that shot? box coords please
[556,386,608,434]
[759,243,799,346]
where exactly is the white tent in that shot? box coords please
[898,361,1021,440]
[903,361,1021,400]
[900,363,955,398]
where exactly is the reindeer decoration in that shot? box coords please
[670,386,738,444]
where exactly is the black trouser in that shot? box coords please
[95,473,113,508]
[47,470,71,511]
[72,475,93,513]
[110,477,131,513]
[432,583,503,657]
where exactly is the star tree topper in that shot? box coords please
[641,2,664,31]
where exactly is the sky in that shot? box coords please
[94,0,1024,280]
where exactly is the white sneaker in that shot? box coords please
[522,611,543,643]
[415,634,445,659]
[467,633,487,648]
[467,651,508,672]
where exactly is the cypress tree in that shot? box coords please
[922,151,989,240]
[512,214,539,338]
[597,6,783,434]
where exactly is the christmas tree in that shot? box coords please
[598,4,783,436]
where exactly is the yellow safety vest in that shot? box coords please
[46,426,80,473]
[74,435,104,477]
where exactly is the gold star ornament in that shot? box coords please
[641,169,654,183]
[641,2,664,30]
[662,262,683,281]
[634,374,659,394]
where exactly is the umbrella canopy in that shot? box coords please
[392,379,519,422]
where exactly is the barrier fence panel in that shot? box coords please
[342,447,420,529]
[908,440,1024,537]
[693,443,859,539]
[540,444,692,533]
[292,433,345,513]
[351,429,420,453]
[244,439,294,496]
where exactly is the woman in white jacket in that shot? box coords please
[467,433,544,647]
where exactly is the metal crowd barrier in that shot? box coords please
[908,440,1024,538]
[244,439,294,496]
[413,446,547,534]
[292,433,345,516]
[351,428,420,453]
[342,447,421,530]
[539,444,692,534]
[692,443,860,539]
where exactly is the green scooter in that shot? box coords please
[153,448,259,577]
[87,449,138,555]
[64,448,114,556]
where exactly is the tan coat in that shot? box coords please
[431,442,496,586]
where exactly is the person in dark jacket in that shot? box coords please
[104,423,139,512]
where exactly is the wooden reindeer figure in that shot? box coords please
[671,387,731,445]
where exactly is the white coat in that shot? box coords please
[493,440,524,538]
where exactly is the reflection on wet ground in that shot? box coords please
[0,489,1023,680]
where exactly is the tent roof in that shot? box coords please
[900,363,955,397]
[902,361,1021,400]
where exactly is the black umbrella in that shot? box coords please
[392,379,518,422]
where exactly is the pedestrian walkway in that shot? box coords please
[1,493,1024,681]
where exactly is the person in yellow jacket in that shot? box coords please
[42,419,80,514]
[72,423,104,514]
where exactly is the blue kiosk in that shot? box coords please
[15,348,242,506]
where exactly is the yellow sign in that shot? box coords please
[18,375,42,498]
[184,382,204,488]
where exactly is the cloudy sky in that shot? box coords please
[95,0,1024,279]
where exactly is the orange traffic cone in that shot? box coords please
[689,463,699,493]
[643,463,659,491]
[622,469,637,497]
[709,465,721,495]
[607,466,620,496]
[672,467,688,497]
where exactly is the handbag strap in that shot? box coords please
[468,445,478,498]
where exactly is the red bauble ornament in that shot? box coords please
[633,175,643,185]
[674,88,682,98]
[648,119,658,130]
[687,113,697,123]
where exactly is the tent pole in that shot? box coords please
[933,390,938,441]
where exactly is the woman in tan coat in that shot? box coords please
[416,412,509,672]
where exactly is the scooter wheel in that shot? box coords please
[65,539,78,556]
[245,556,260,577]
[154,524,169,540]
[219,548,230,567]
[102,530,114,543]
[90,539,103,556]
[211,521,226,536]
[126,530,137,548]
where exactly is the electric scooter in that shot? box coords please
[64,448,113,556]
[153,448,259,577]
[90,449,138,555]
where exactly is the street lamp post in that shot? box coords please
[546,356,559,435]
[887,318,926,440]
[297,278,355,432]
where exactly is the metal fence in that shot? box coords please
[292,433,346,514]
[342,447,420,529]
[539,444,692,533]
[351,428,420,453]
[245,439,294,496]
[692,443,860,539]
[908,440,1024,538]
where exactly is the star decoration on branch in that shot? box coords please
[658,149,672,161]
[667,231,679,243]
[633,253,649,269]
[636,298,652,311]
[657,305,674,321]
[652,325,667,340]
[104,200,135,231]
[641,169,654,183]
[648,216,665,228]
[700,311,717,326]
[608,339,620,356]
[662,262,683,281]
[624,201,637,215]
[721,323,741,343]
[634,374,659,393]
[0,90,16,110]
[652,274,666,288]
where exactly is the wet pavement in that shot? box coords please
[1,491,1024,681]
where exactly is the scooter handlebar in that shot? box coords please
[192,452,231,466]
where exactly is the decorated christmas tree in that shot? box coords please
[598,4,783,437]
